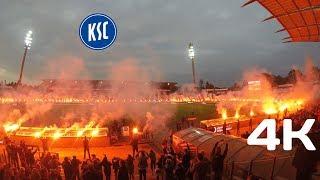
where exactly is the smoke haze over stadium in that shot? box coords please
[0,0,320,86]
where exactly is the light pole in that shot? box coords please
[188,42,196,85]
[17,30,33,85]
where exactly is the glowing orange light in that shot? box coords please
[77,130,84,137]
[91,128,99,137]
[132,127,138,134]
[53,131,61,140]
[279,103,288,112]
[263,100,278,115]
[234,110,240,119]
[221,109,227,120]
[296,99,303,106]
[34,131,42,138]
[264,108,277,115]
[250,109,254,117]
[3,123,20,133]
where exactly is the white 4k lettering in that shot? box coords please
[247,119,280,150]
[247,119,315,151]
[283,119,315,151]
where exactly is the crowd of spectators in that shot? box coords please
[129,136,229,180]
[0,137,62,179]
[0,134,230,180]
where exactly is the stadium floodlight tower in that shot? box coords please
[188,42,196,85]
[17,30,33,85]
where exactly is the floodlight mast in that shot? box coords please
[17,30,32,85]
[188,42,196,85]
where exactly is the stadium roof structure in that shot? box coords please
[243,0,320,42]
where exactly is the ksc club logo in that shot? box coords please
[79,13,117,50]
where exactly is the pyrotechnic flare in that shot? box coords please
[250,109,254,117]
[279,103,288,113]
[77,130,84,137]
[221,108,227,120]
[53,131,62,140]
[234,110,240,119]
[3,123,20,133]
[263,99,278,115]
[91,128,99,137]
[132,127,138,134]
[34,131,42,138]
